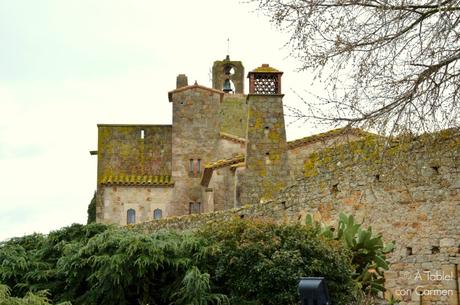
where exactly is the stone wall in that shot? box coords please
[219,94,247,138]
[100,185,172,225]
[287,131,363,179]
[95,124,172,222]
[96,124,172,183]
[206,166,238,211]
[136,130,460,305]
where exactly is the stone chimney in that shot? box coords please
[247,64,283,95]
[176,74,188,89]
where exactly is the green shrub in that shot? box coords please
[172,266,229,305]
[0,223,109,301]
[196,218,357,305]
[58,229,204,305]
[0,284,71,305]
[1,219,357,305]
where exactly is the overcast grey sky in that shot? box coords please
[0,0,324,240]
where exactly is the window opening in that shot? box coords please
[189,202,201,214]
[153,208,162,220]
[127,209,136,224]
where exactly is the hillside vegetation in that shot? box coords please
[0,218,379,305]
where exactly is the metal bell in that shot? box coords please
[223,78,233,93]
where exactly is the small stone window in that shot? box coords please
[127,209,136,225]
[189,159,202,177]
[431,165,440,174]
[406,247,413,256]
[189,202,201,214]
[431,246,440,254]
[153,208,162,220]
[189,159,194,175]
[140,129,145,139]
[264,126,270,137]
[331,183,339,194]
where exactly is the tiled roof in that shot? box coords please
[205,154,245,170]
[168,83,224,102]
[220,132,246,144]
[250,64,281,73]
[201,154,245,187]
[230,162,245,169]
[100,175,174,186]
[287,128,373,149]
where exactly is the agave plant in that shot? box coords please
[306,213,394,295]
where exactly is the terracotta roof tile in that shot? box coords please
[100,175,174,186]
[205,154,245,170]
[201,154,245,187]
[250,64,281,73]
[219,132,246,144]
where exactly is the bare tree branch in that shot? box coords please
[251,0,460,135]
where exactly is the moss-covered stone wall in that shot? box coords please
[95,124,173,223]
[219,94,247,138]
[136,130,460,305]
[239,94,291,204]
[97,124,172,184]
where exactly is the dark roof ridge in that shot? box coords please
[288,127,374,149]
[168,83,224,102]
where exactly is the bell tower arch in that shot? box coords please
[212,55,244,94]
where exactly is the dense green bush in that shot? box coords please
[0,223,109,302]
[0,219,357,305]
[0,284,71,305]
[197,218,357,305]
[58,229,207,305]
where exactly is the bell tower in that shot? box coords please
[212,55,244,94]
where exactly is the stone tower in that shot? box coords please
[240,64,290,204]
[168,78,224,216]
[212,55,244,94]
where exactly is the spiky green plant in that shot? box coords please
[306,213,394,295]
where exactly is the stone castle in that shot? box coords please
[92,56,459,305]
[92,56,365,225]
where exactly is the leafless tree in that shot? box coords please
[251,0,460,135]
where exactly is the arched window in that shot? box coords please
[153,208,162,220]
[127,208,136,224]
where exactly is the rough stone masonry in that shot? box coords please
[136,130,460,305]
